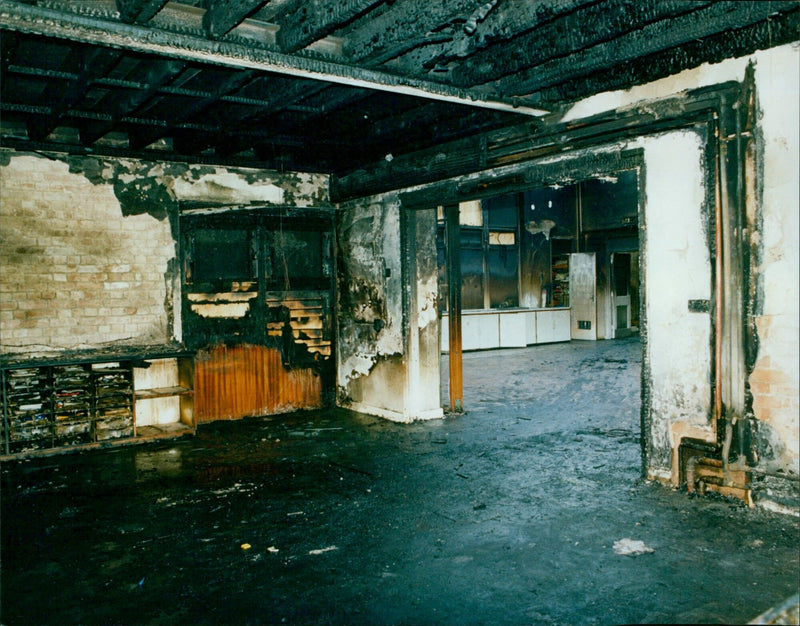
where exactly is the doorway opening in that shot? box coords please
[435,167,644,467]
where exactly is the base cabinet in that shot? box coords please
[1,352,194,457]
[441,308,570,352]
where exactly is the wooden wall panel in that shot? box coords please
[194,344,322,422]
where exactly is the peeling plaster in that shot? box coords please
[336,197,403,398]
[417,275,438,330]
[339,352,379,384]
[561,52,753,123]
[168,171,285,204]
[747,44,800,477]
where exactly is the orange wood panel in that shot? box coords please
[194,344,322,422]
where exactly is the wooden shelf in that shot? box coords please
[1,351,195,458]
[135,386,193,400]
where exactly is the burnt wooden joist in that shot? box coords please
[455,0,709,88]
[78,57,186,146]
[128,68,259,151]
[1,0,796,174]
[533,6,800,106]
[275,0,385,54]
[494,0,800,97]
[331,83,743,201]
[342,0,478,63]
[115,0,169,25]
[26,46,122,142]
[202,0,268,39]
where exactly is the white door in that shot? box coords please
[569,252,597,340]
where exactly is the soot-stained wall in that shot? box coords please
[0,153,174,352]
[336,193,442,422]
[336,196,406,418]
[0,149,329,356]
[560,43,799,507]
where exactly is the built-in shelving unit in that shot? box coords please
[551,254,570,308]
[133,356,194,439]
[0,348,194,458]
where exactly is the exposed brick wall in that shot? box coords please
[0,153,173,352]
[750,316,800,425]
[0,150,331,357]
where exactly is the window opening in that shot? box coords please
[190,228,254,284]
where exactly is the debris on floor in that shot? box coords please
[309,546,338,555]
[612,538,655,556]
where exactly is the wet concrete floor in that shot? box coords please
[2,337,798,625]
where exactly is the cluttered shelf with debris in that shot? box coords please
[0,344,195,459]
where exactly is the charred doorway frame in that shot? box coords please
[399,75,755,480]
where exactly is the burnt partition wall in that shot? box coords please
[181,208,335,421]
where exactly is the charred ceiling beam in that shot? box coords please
[458,0,595,40]
[210,120,318,158]
[380,0,596,79]
[192,82,370,164]
[531,7,800,106]
[128,69,259,150]
[0,0,547,116]
[4,63,275,109]
[0,133,318,173]
[291,85,371,117]
[232,74,325,114]
[341,0,480,63]
[329,98,511,153]
[205,83,375,159]
[331,84,742,201]
[78,57,185,145]
[1,99,326,159]
[452,0,710,87]
[115,0,170,24]
[195,76,329,148]
[274,0,385,53]
[202,0,269,39]
[494,0,799,97]
[26,46,122,142]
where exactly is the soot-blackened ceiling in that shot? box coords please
[0,0,798,178]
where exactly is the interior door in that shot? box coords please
[569,252,597,340]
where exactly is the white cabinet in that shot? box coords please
[441,308,570,352]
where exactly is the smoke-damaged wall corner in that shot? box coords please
[336,194,442,421]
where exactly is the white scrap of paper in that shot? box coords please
[613,538,654,556]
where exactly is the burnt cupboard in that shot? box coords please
[0,350,194,457]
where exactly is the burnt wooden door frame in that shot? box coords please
[444,203,464,412]
[395,79,754,477]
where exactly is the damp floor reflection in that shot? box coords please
[2,338,798,625]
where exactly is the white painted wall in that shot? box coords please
[748,44,800,475]
[634,131,714,477]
